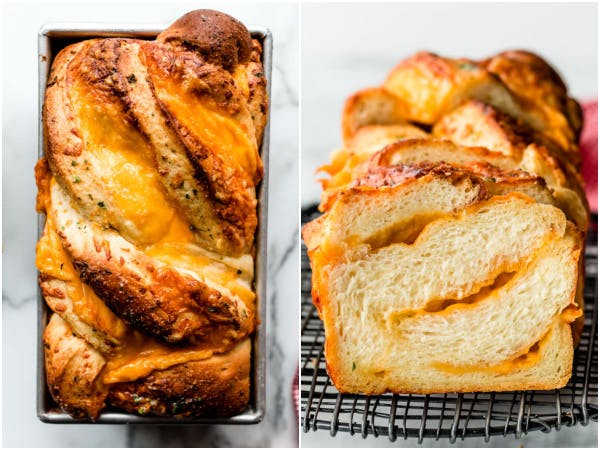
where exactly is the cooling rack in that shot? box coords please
[301,206,598,443]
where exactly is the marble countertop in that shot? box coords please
[300,3,597,448]
[2,2,299,447]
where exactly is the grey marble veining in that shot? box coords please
[2,2,299,448]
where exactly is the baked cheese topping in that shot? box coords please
[72,81,178,245]
[70,80,254,302]
[152,75,260,179]
[102,330,215,384]
[36,69,258,383]
[36,186,232,384]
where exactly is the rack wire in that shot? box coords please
[301,206,598,442]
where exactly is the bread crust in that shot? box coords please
[44,314,108,419]
[108,339,251,417]
[49,165,255,347]
[311,189,581,394]
[44,313,251,419]
[44,31,263,256]
[383,51,581,165]
[305,49,588,394]
[38,9,264,419]
[157,9,252,71]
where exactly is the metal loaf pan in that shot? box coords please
[37,22,271,424]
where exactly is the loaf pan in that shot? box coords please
[36,22,271,424]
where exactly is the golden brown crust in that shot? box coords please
[157,9,252,71]
[305,49,586,397]
[433,100,589,229]
[49,169,255,347]
[44,314,108,419]
[483,50,583,142]
[39,9,263,419]
[383,51,582,168]
[140,40,261,254]
[108,339,251,417]
[351,161,484,190]
[433,99,579,178]
[44,33,263,256]
[73,258,254,347]
[44,314,251,419]
[247,39,269,146]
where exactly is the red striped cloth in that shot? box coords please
[580,100,598,212]
[293,367,299,425]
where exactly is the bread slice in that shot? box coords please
[318,124,429,210]
[432,100,588,229]
[304,165,582,394]
[365,137,588,229]
[341,87,411,144]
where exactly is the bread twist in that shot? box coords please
[304,50,586,394]
[36,10,267,419]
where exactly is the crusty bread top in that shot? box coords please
[38,10,264,419]
[43,11,265,257]
[341,87,410,144]
[483,50,583,140]
[382,51,581,165]
[157,9,252,71]
[303,49,585,396]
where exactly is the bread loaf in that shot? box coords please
[304,50,587,394]
[36,9,267,419]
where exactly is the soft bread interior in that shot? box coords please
[319,171,486,251]
[327,194,567,312]
[323,196,580,394]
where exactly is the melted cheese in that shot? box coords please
[102,331,214,384]
[36,185,127,341]
[71,80,254,302]
[431,329,550,375]
[152,75,259,178]
[37,188,225,383]
[145,242,255,305]
[73,82,179,245]
[37,66,258,385]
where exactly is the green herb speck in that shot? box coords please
[459,62,477,71]
[352,361,356,371]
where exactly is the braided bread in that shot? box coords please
[304,50,587,394]
[36,10,267,419]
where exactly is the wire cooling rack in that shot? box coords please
[301,206,598,443]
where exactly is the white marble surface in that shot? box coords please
[300,2,597,447]
[2,1,299,447]
[301,2,599,207]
